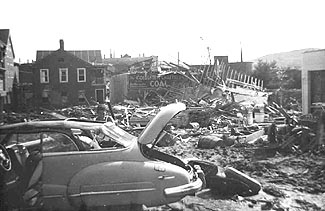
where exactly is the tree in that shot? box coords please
[281,68,301,89]
[252,60,302,90]
[252,60,278,89]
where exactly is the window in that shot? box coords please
[95,89,104,103]
[77,68,86,82]
[3,132,79,153]
[5,132,41,146]
[42,132,79,153]
[59,68,68,83]
[40,69,49,83]
[92,68,104,85]
[0,75,4,91]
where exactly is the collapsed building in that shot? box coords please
[110,71,198,105]
[109,55,267,108]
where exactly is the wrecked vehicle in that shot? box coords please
[0,103,203,211]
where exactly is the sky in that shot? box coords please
[2,0,325,65]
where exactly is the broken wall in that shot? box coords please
[110,72,197,104]
[110,73,128,104]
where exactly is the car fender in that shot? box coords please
[67,161,191,208]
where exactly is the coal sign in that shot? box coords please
[128,72,192,90]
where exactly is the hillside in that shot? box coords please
[252,48,319,69]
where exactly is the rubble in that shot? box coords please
[2,77,325,210]
[198,135,226,149]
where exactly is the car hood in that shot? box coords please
[138,103,186,145]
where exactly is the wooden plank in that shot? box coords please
[246,129,265,144]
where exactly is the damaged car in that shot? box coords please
[0,103,203,211]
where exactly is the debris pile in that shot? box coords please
[2,77,325,210]
[2,110,55,124]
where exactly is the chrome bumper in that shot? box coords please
[164,178,203,198]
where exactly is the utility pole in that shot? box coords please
[178,52,180,66]
[240,41,243,62]
[207,47,211,65]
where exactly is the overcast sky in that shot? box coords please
[3,0,325,64]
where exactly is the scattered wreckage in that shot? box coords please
[0,103,263,210]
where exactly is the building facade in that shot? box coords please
[32,40,106,108]
[0,29,19,102]
[0,39,6,98]
[0,29,19,121]
[302,49,325,114]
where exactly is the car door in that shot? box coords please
[41,130,133,210]
[1,131,43,209]
[39,131,83,211]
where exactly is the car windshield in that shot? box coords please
[96,122,137,148]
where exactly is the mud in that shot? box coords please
[2,109,325,210]
[149,137,325,211]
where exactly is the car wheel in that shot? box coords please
[224,167,261,196]
[208,174,252,196]
[0,144,11,172]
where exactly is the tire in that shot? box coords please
[207,174,252,196]
[224,167,261,196]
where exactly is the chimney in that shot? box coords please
[59,39,64,50]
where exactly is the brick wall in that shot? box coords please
[32,50,105,108]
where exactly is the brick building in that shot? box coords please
[31,40,107,108]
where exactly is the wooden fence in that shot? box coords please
[200,61,264,91]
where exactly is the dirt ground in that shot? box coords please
[2,109,325,211]
[148,136,325,211]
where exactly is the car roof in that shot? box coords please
[0,118,104,132]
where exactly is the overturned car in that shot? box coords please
[0,103,203,210]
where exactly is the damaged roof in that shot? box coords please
[103,56,154,66]
[103,56,156,73]
[36,50,103,63]
[0,29,10,44]
[0,29,15,58]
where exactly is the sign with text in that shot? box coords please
[128,72,192,90]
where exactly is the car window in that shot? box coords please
[5,133,42,146]
[93,131,124,149]
[97,123,136,148]
[41,132,79,153]
[4,132,79,153]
